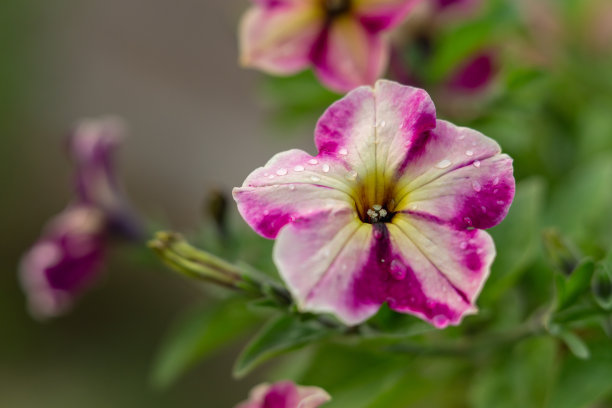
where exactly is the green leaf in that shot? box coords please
[556,259,595,311]
[483,178,545,302]
[548,342,612,408]
[558,331,590,360]
[592,252,612,310]
[151,297,259,388]
[233,314,335,378]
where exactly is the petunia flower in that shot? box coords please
[69,117,143,239]
[19,205,107,319]
[239,0,422,93]
[233,80,514,328]
[236,381,331,408]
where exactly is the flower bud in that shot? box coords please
[592,264,612,310]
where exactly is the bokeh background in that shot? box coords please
[2,0,612,407]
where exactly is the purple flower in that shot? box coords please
[236,381,331,408]
[446,51,497,92]
[239,0,422,92]
[234,80,515,328]
[69,117,142,239]
[19,205,107,319]
[20,117,141,318]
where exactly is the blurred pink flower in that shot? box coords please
[236,381,331,408]
[20,117,142,318]
[19,205,107,319]
[234,80,515,328]
[239,0,422,92]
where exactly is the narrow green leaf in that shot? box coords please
[558,331,590,360]
[152,298,259,388]
[233,314,335,378]
[557,259,595,311]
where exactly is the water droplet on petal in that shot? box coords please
[458,133,466,140]
[460,241,468,250]
[294,165,304,172]
[338,148,348,156]
[433,315,448,327]
[311,176,321,182]
[263,210,269,215]
[345,170,358,180]
[481,205,487,213]
[473,160,481,168]
[289,184,296,191]
[322,164,330,173]
[308,159,318,165]
[268,174,275,179]
[497,200,505,205]
[435,159,452,169]
[464,216,472,225]
[378,120,386,128]
[380,258,386,263]
[472,180,482,192]
[390,259,407,280]
[466,150,474,157]
[373,229,383,239]
[493,177,500,185]
[276,168,288,176]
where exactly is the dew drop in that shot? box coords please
[268,174,275,179]
[472,180,482,192]
[263,210,269,215]
[464,216,472,225]
[289,184,296,191]
[481,205,487,213]
[458,133,466,140]
[311,176,321,182]
[276,168,288,176]
[378,120,386,128]
[496,200,505,205]
[373,229,383,239]
[345,170,358,180]
[473,160,481,168]
[389,259,407,280]
[433,315,448,327]
[294,165,304,172]
[380,258,386,263]
[435,159,452,169]
[460,241,468,250]
[338,148,348,156]
[466,150,474,157]
[308,158,318,165]
[493,176,500,185]
[322,164,330,173]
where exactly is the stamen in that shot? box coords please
[325,0,351,17]
[366,204,392,223]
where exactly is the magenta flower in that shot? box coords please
[239,0,422,92]
[236,381,331,408]
[446,51,497,93]
[234,80,514,328]
[19,205,107,319]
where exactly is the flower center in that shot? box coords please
[365,204,393,223]
[324,0,351,18]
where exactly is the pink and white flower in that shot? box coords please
[233,80,515,328]
[239,0,422,92]
[236,381,331,408]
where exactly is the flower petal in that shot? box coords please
[353,0,422,33]
[314,80,436,205]
[240,2,324,75]
[233,149,356,239]
[311,17,388,92]
[235,381,331,408]
[274,208,492,327]
[394,120,515,229]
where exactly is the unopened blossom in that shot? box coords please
[446,51,497,93]
[69,117,143,239]
[19,205,107,319]
[236,381,331,408]
[234,80,514,328]
[240,0,422,92]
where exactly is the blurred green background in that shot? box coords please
[2,0,612,407]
